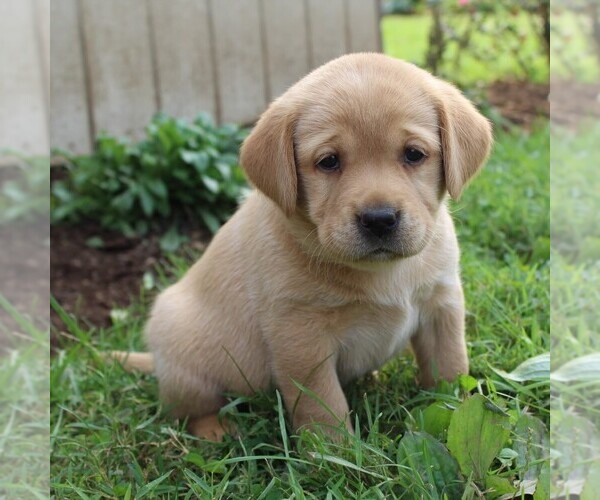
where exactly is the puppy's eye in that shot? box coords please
[404,147,426,165]
[317,154,340,172]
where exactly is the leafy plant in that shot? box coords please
[424,0,549,84]
[552,0,600,82]
[51,113,250,237]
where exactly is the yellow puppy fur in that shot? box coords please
[114,53,492,441]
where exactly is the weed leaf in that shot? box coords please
[493,353,549,382]
[513,414,548,480]
[552,353,600,382]
[396,431,464,499]
[447,394,510,482]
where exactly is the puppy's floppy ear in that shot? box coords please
[434,81,492,199]
[240,98,297,215]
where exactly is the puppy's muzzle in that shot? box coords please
[357,207,400,239]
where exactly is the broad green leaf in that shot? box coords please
[202,459,227,474]
[533,462,550,499]
[181,150,209,173]
[497,447,519,467]
[513,414,548,480]
[201,175,220,194]
[142,271,155,291]
[185,451,227,474]
[214,161,232,180]
[159,227,188,253]
[397,431,464,499]
[184,452,205,467]
[447,394,510,482]
[111,191,135,212]
[552,353,600,382]
[458,374,478,392]
[51,181,73,202]
[493,353,549,382]
[419,402,453,439]
[145,178,168,199]
[485,475,516,498]
[141,152,158,168]
[137,185,154,216]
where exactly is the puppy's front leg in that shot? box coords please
[411,283,469,387]
[268,327,351,436]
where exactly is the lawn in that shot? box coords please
[50,125,550,498]
[550,122,600,495]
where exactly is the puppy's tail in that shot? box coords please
[108,351,155,374]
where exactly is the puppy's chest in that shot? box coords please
[334,293,424,385]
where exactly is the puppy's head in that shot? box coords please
[241,53,492,264]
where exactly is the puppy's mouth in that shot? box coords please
[313,218,429,265]
[356,233,427,262]
[362,246,402,261]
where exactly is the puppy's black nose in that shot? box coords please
[358,207,399,238]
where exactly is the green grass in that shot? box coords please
[550,123,600,495]
[381,13,548,85]
[381,15,432,70]
[50,125,550,498]
[0,296,50,498]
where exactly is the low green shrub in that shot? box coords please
[51,114,250,237]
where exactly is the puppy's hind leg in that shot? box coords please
[159,372,234,442]
[189,414,235,442]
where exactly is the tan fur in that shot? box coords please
[109,351,154,373]
[113,53,492,441]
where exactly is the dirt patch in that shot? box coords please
[487,79,600,128]
[50,222,209,344]
[487,80,549,128]
[50,224,161,338]
[550,79,600,126]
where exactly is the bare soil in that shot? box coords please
[50,224,161,334]
[549,79,600,126]
[487,80,549,128]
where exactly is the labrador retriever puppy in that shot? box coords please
[114,53,492,441]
